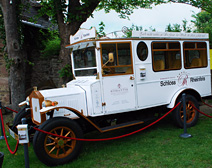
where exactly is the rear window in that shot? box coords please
[152,42,181,72]
[183,42,207,69]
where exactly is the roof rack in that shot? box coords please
[132,31,209,39]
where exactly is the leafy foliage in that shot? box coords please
[3,54,14,70]
[168,0,212,14]
[32,0,171,84]
[41,35,61,58]
[165,19,192,32]
[58,64,72,78]
[165,23,181,32]
[36,0,168,32]
[96,21,106,38]
[192,11,212,46]
[97,0,166,19]
[182,19,192,32]
[38,0,100,24]
[125,24,143,37]
[124,24,156,37]
[0,9,6,49]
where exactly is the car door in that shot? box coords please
[100,42,136,114]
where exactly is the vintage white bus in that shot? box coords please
[12,28,211,166]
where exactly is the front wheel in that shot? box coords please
[33,117,83,167]
[13,108,32,126]
[12,108,35,137]
[172,94,199,128]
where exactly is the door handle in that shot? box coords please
[130,76,135,80]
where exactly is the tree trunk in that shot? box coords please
[1,0,26,111]
[57,26,72,86]
[55,0,82,86]
[57,23,82,86]
[55,0,100,86]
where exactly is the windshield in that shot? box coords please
[73,47,97,76]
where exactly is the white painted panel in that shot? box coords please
[91,82,103,115]
[31,98,41,123]
[102,75,136,114]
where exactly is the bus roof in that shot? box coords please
[132,31,209,39]
[66,28,209,49]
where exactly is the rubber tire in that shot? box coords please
[172,94,199,128]
[12,108,36,138]
[33,117,83,167]
[13,108,31,126]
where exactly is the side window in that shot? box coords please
[101,42,133,76]
[137,42,148,61]
[184,42,207,68]
[152,42,181,72]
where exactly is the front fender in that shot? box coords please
[40,106,84,118]
[167,88,185,108]
[40,106,102,132]
[167,88,201,108]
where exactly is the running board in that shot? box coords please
[101,120,144,132]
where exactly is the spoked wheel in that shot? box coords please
[44,126,77,159]
[172,94,199,128]
[33,117,83,166]
[180,100,196,123]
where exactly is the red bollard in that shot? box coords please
[0,102,5,140]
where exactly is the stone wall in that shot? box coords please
[25,51,62,95]
[0,48,64,106]
[0,24,71,106]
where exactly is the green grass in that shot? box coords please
[0,115,212,168]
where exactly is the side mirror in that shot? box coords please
[102,52,114,68]
[108,53,114,63]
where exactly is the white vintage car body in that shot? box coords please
[24,28,211,126]
[14,28,212,167]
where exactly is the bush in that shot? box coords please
[58,64,72,78]
[41,37,61,58]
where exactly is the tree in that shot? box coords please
[165,19,192,32]
[2,0,209,110]
[37,0,167,85]
[0,0,26,111]
[165,23,182,32]
[182,19,192,32]
[123,24,156,37]
[192,11,212,46]
[168,0,212,14]
[96,21,106,38]
[0,0,167,109]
